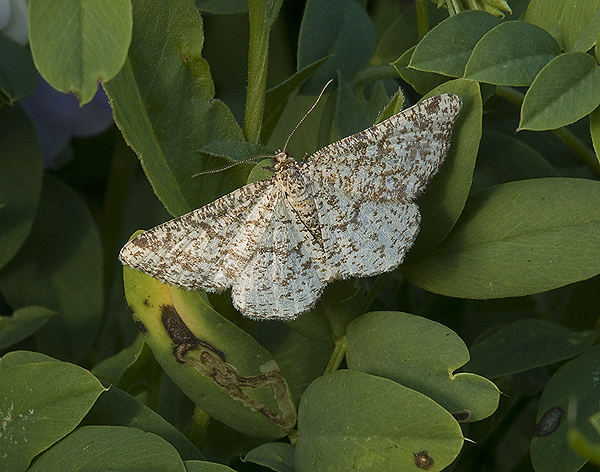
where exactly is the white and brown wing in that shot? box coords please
[307,179,421,280]
[119,179,279,293]
[302,94,462,201]
[231,196,329,320]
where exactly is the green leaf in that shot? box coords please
[244,442,295,472]
[29,0,132,105]
[392,46,448,96]
[104,0,247,217]
[346,311,499,422]
[0,306,56,350]
[0,106,43,270]
[376,89,405,123]
[0,35,39,103]
[255,322,333,401]
[409,10,501,77]
[195,0,248,14]
[27,425,186,472]
[404,178,600,299]
[262,56,331,144]
[525,0,600,52]
[0,175,103,362]
[91,336,145,385]
[464,21,561,86]
[123,265,296,438]
[0,350,57,367]
[83,386,204,461]
[334,76,390,138]
[296,370,463,472]
[519,52,600,131]
[288,278,365,341]
[466,319,598,378]
[592,107,600,165]
[407,79,481,260]
[531,345,600,472]
[199,140,272,162]
[184,460,237,471]
[297,0,376,94]
[471,131,559,192]
[0,360,106,472]
[371,4,419,66]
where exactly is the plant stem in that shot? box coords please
[415,0,430,39]
[245,0,270,143]
[496,86,600,177]
[324,335,348,375]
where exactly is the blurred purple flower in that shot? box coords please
[19,78,114,168]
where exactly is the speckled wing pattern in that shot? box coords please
[119,94,462,320]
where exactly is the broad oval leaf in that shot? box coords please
[0,361,106,472]
[27,425,185,472]
[471,131,559,192]
[466,319,597,378]
[296,370,463,472]
[404,178,600,299]
[244,442,295,472]
[29,0,132,104]
[392,46,448,96]
[531,345,600,472]
[525,0,600,52]
[297,0,375,94]
[0,175,103,362]
[123,263,296,439]
[519,52,600,131]
[0,106,43,270]
[464,21,561,86]
[104,0,247,217]
[410,10,501,77]
[346,311,499,422]
[83,384,204,461]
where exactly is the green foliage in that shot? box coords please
[2,0,600,471]
[28,0,132,105]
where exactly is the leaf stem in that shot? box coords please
[245,0,270,143]
[496,86,600,177]
[415,0,430,39]
[324,335,348,375]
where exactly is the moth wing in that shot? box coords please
[119,179,280,292]
[302,94,462,201]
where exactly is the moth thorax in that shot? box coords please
[272,151,295,170]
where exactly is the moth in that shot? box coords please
[120,94,462,320]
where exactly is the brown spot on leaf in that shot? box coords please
[161,305,198,346]
[135,320,147,333]
[452,410,471,421]
[414,450,433,470]
[161,305,225,362]
[534,407,563,437]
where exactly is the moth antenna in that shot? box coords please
[282,79,334,153]
[191,154,271,178]
[193,79,333,178]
